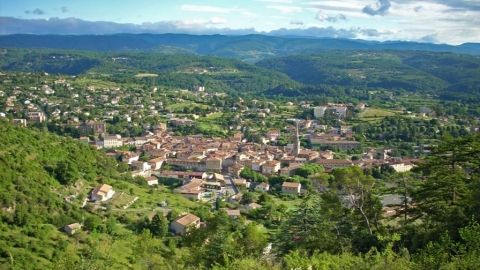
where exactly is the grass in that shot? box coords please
[270,196,303,211]
[358,108,399,122]
[134,73,158,78]
[110,192,138,209]
[73,77,118,88]
[165,101,209,112]
[197,122,227,135]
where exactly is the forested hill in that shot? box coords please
[2,48,480,100]
[0,120,127,268]
[257,51,480,99]
[0,34,479,62]
[0,48,300,93]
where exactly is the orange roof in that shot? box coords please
[282,182,300,188]
[174,213,200,226]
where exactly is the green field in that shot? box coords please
[358,108,399,122]
[134,73,158,78]
[165,101,209,112]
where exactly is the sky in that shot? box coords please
[1,0,480,44]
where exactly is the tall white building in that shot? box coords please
[314,106,328,118]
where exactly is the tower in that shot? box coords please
[292,121,301,156]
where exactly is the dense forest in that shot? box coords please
[2,48,480,103]
[1,121,479,269]
[257,51,480,100]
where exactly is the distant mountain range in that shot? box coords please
[0,33,479,62]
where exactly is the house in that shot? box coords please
[148,157,165,170]
[130,161,151,172]
[262,160,281,175]
[206,157,222,172]
[313,106,328,118]
[280,163,303,177]
[228,164,244,177]
[170,213,201,235]
[159,171,207,180]
[255,182,270,192]
[233,178,250,189]
[122,151,140,164]
[202,181,223,190]
[91,184,115,202]
[27,111,46,123]
[282,182,301,195]
[390,162,415,173]
[64,223,82,235]
[145,176,159,186]
[266,129,281,142]
[12,119,27,127]
[174,179,204,200]
[79,120,106,135]
[101,135,123,148]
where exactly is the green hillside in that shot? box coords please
[0,48,300,94]
[0,121,198,269]
[257,51,480,99]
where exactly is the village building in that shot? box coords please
[100,135,123,148]
[174,179,204,200]
[148,157,165,170]
[255,182,270,192]
[233,178,250,189]
[390,161,415,173]
[280,163,303,176]
[262,160,281,175]
[27,111,46,123]
[170,213,201,235]
[90,184,115,202]
[64,223,82,235]
[282,182,302,195]
[79,120,106,135]
[206,157,222,172]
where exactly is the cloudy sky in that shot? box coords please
[1,0,479,44]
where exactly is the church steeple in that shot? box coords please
[292,121,300,156]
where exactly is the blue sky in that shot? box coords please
[1,0,480,44]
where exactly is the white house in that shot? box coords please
[64,223,82,235]
[255,182,270,192]
[390,162,414,173]
[91,184,115,202]
[101,135,123,148]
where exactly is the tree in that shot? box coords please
[275,194,348,255]
[240,223,269,257]
[55,160,79,185]
[150,213,169,237]
[333,166,380,235]
[412,134,480,239]
[294,163,324,178]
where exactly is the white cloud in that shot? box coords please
[267,5,303,14]
[180,4,237,14]
[256,0,294,3]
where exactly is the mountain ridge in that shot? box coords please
[1,33,479,62]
